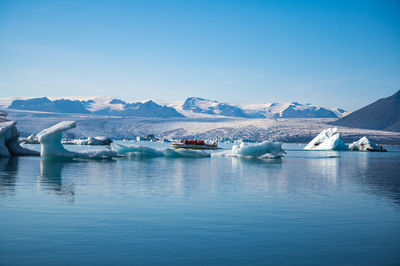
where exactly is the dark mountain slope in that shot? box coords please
[9,97,90,114]
[331,90,400,132]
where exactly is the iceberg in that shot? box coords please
[20,134,40,144]
[62,136,113,145]
[37,121,79,158]
[348,137,382,151]
[37,121,116,159]
[304,128,347,150]
[0,120,39,157]
[213,141,285,159]
[112,143,211,158]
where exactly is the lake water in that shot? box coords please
[1,143,400,265]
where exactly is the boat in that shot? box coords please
[171,139,218,150]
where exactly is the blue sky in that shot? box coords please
[0,0,399,110]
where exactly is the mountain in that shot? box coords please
[261,102,345,118]
[94,100,184,118]
[7,96,184,118]
[9,97,90,114]
[3,96,346,119]
[180,97,345,118]
[182,97,252,118]
[331,90,400,132]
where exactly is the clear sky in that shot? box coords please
[0,0,399,110]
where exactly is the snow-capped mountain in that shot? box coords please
[245,102,346,118]
[9,97,91,114]
[182,97,252,118]
[178,97,346,118]
[1,96,346,119]
[6,96,184,118]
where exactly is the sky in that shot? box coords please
[0,0,399,110]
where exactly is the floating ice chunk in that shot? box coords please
[304,128,347,150]
[0,121,39,156]
[37,121,116,158]
[37,121,79,158]
[77,149,118,159]
[348,137,381,151]
[162,148,210,158]
[213,141,285,158]
[0,121,15,156]
[112,143,210,158]
[112,143,163,157]
[62,136,113,145]
[19,134,40,144]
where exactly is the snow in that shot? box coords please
[37,121,116,158]
[2,96,348,119]
[349,137,380,151]
[0,97,30,109]
[239,102,347,118]
[63,136,112,145]
[112,143,211,158]
[20,134,39,144]
[160,98,347,118]
[213,141,285,158]
[304,128,348,150]
[0,120,39,156]
[69,96,126,112]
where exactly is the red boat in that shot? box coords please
[171,139,218,150]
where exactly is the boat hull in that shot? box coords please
[171,143,218,150]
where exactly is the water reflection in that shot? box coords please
[354,153,400,205]
[39,159,75,200]
[0,156,18,196]
[0,151,399,208]
[308,153,340,185]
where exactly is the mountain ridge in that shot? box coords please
[1,95,347,119]
[331,90,400,132]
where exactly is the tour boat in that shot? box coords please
[171,139,218,150]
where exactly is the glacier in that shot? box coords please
[304,128,348,150]
[37,121,116,159]
[112,143,211,158]
[213,141,285,159]
[0,120,39,157]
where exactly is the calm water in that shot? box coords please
[1,143,400,265]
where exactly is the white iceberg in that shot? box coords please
[112,143,211,158]
[0,120,39,157]
[304,128,347,150]
[348,137,382,151]
[19,134,40,144]
[213,141,285,159]
[62,136,113,145]
[37,121,116,159]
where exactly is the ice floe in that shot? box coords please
[20,134,40,144]
[112,143,211,158]
[304,128,347,151]
[213,141,285,158]
[62,136,113,145]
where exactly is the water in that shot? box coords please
[1,143,400,265]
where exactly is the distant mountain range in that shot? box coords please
[1,96,347,119]
[7,97,183,118]
[180,97,345,118]
[332,90,400,132]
